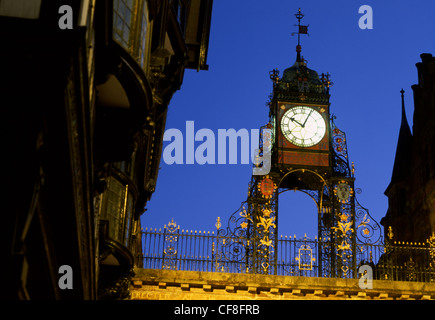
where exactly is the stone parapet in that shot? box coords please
[130,268,435,300]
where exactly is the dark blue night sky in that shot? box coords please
[143,1,435,239]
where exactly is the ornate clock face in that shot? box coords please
[280,106,326,147]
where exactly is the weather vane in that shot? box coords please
[291,8,309,62]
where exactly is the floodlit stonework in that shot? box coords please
[130,269,435,300]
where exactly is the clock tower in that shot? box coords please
[223,9,381,277]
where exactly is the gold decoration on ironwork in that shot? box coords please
[215,216,221,230]
[257,213,276,232]
[167,218,178,232]
[239,207,249,224]
[427,232,435,266]
[240,202,277,270]
[162,218,180,270]
[213,216,227,272]
[387,226,394,240]
[261,262,270,273]
[259,237,274,248]
[332,209,354,277]
[356,213,372,239]
[357,213,370,229]
[428,232,435,245]
[263,207,273,217]
[295,234,316,271]
[405,257,417,281]
[333,212,353,235]
[240,206,276,231]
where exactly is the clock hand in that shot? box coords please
[302,110,313,127]
[290,117,304,127]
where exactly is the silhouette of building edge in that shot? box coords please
[382,53,435,244]
[2,0,213,300]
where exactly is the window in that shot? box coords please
[104,177,125,242]
[113,0,134,50]
[138,1,148,68]
[102,176,135,247]
[123,193,134,247]
[113,0,150,71]
[172,0,187,35]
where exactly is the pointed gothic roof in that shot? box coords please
[385,89,413,195]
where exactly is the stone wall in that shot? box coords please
[130,268,435,300]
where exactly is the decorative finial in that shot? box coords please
[269,68,280,85]
[400,88,409,127]
[295,8,304,25]
[400,88,405,109]
[321,72,333,93]
[215,217,221,230]
[387,226,394,240]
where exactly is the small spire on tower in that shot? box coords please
[292,8,309,62]
[400,88,408,127]
[385,88,413,194]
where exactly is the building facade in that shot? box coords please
[382,53,435,244]
[3,0,212,300]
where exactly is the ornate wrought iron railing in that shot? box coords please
[138,219,435,282]
[140,219,248,273]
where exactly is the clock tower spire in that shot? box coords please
[292,8,309,63]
